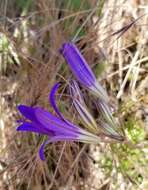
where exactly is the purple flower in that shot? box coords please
[60,42,109,102]
[17,83,101,160]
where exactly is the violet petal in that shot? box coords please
[16,122,46,134]
[60,42,96,87]
[39,140,50,161]
[49,83,64,119]
[35,108,79,137]
[49,83,78,128]
[17,105,37,122]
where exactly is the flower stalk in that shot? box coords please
[69,80,98,133]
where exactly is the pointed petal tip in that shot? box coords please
[39,141,50,161]
[16,124,26,131]
[16,126,21,131]
[59,42,73,54]
[17,105,31,114]
[49,82,60,104]
[59,43,66,54]
[16,122,43,134]
[17,104,25,111]
[39,148,45,161]
[17,104,38,122]
[59,44,65,54]
[50,82,60,92]
[16,119,23,123]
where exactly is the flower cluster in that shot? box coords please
[60,42,124,140]
[17,42,125,160]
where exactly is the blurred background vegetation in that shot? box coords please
[0,0,147,189]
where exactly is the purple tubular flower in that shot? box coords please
[17,83,101,161]
[60,42,109,102]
